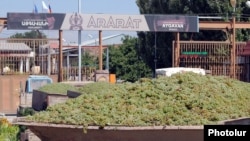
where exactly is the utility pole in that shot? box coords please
[78,0,82,81]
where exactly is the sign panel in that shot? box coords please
[7,13,66,30]
[7,13,199,32]
[145,15,199,32]
[60,13,150,31]
[61,13,199,32]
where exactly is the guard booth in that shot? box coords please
[19,75,53,109]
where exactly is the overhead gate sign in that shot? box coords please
[7,13,199,32]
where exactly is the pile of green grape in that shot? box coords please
[27,72,250,127]
[38,82,79,95]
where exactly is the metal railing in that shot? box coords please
[173,41,250,82]
[0,38,97,82]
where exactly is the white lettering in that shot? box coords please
[87,16,96,27]
[21,19,48,27]
[208,129,247,137]
[208,129,214,136]
[162,23,184,28]
[87,16,142,29]
[97,18,106,28]
[125,17,134,28]
[106,17,115,28]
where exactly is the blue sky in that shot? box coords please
[0,0,140,43]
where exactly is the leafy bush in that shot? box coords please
[18,107,36,117]
[0,118,20,141]
[27,73,250,127]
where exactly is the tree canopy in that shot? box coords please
[107,36,152,82]
[10,30,47,38]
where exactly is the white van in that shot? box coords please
[156,67,206,77]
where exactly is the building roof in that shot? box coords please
[0,43,31,51]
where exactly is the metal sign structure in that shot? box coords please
[3,14,250,80]
[6,13,199,82]
[7,13,199,32]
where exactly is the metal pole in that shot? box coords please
[230,0,236,79]
[78,0,82,81]
[154,32,157,78]
[33,40,35,67]
[47,45,51,75]
[58,30,63,82]
[106,47,109,71]
[174,32,180,67]
[99,30,103,70]
[232,15,236,78]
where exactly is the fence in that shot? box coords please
[0,38,97,81]
[173,41,250,82]
[2,38,250,82]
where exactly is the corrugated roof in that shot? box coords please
[0,43,31,51]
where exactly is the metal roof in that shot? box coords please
[40,33,125,49]
[0,43,31,51]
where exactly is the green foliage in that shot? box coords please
[107,36,152,82]
[10,30,47,39]
[8,30,48,52]
[0,118,20,141]
[38,83,79,95]
[81,52,98,68]
[27,73,250,128]
[18,107,36,117]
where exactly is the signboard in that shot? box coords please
[145,15,198,32]
[7,13,66,30]
[60,13,149,31]
[61,14,199,32]
[7,13,199,32]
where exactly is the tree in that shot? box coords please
[106,35,152,82]
[10,30,47,39]
[8,30,48,49]
[136,0,250,68]
[82,51,98,68]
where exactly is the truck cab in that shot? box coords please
[18,75,52,114]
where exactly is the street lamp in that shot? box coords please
[230,0,236,79]
[88,34,97,46]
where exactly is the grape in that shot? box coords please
[26,72,250,129]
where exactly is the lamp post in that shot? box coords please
[230,0,236,79]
